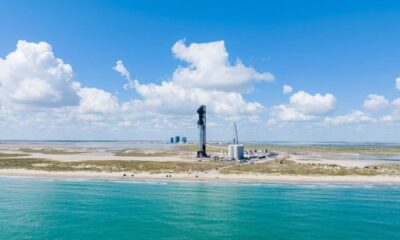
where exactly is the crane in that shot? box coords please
[233,122,239,145]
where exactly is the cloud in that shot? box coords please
[114,40,272,118]
[269,91,336,122]
[325,111,375,125]
[0,40,80,107]
[113,60,140,90]
[11,39,398,139]
[113,60,130,81]
[0,39,274,137]
[393,98,400,106]
[289,91,336,115]
[281,77,400,126]
[270,104,315,121]
[380,98,400,122]
[131,78,264,116]
[363,94,389,111]
[0,40,125,130]
[77,87,119,114]
[283,85,293,94]
[359,79,400,122]
[171,40,274,92]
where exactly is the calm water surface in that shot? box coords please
[0,177,399,240]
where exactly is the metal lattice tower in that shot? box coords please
[196,105,207,158]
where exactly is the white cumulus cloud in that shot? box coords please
[77,88,119,114]
[128,76,264,116]
[0,40,80,107]
[289,91,336,115]
[270,105,315,121]
[171,40,274,92]
[114,40,272,118]
[269,91,336,122]
[363,94,389,111]
[0,40,124,129]
[396,77,400,91]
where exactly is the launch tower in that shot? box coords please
[196,105,207,158]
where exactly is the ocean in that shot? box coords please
[0,177,399,239]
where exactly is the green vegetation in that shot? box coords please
[0,158,231,173]
[246,145,400,156]
[0,157,399,176]
[19,148,84,155]
[114,149,177,157]
[0,158,54,169]
[0,152,30,157]
[220,159,400,176]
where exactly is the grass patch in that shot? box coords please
[0,158,231,173]
[0,158,55,169]
[19,148,84,155]
[220,159,400,176]
[0,152,30,157]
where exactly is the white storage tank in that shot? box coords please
[233,144,244,160]
[228,144,244,160]
[228,145,235,159]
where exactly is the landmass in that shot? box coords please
[0,142,400,183]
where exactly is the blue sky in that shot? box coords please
[1,1,400,141]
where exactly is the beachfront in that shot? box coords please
[1,141,400,183]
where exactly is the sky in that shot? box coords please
[1,0,400,141]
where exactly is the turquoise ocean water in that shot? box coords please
[0,177,399,240]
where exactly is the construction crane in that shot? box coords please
[233,122,239,144]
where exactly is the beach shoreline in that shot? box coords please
[1,169,400,184]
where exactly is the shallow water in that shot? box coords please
[0,177,399,239]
